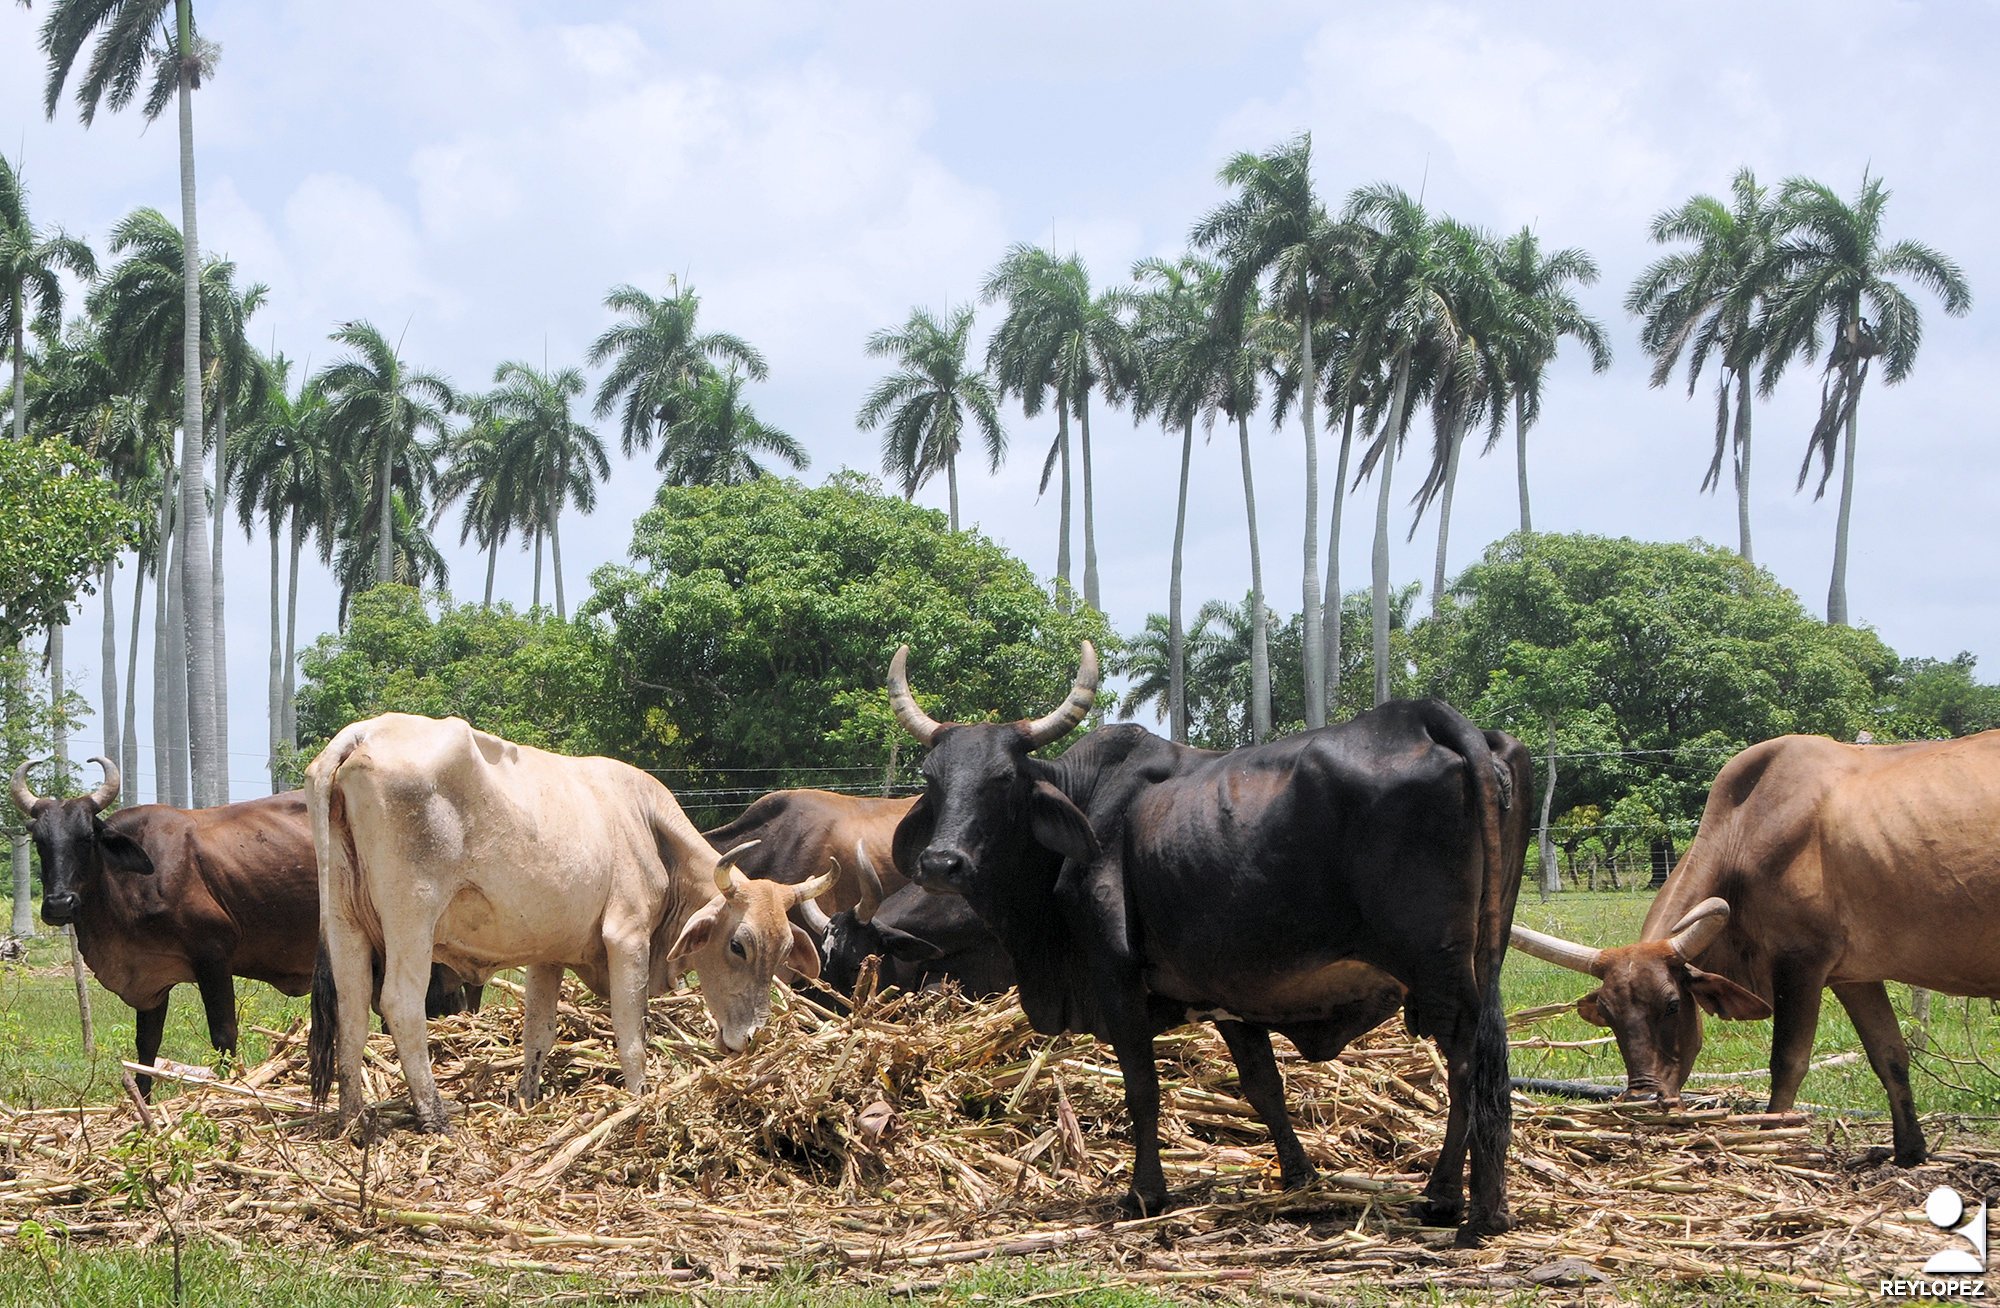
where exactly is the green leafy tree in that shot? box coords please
[857,303,1005,532]
[39,0,227,805]
[587,277,765,458]
[1760,172,1973,626]
[1883,653,2000,740]
[0,434,133,645]
[586,473,1114,820]
[1494,226,1610,534]
[1627,169,1780,564]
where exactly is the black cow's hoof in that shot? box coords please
[1413,1198,1464,1228]
[1893,1146,1929,1169]
[1456,1210,1512,1247]
[1118,1187,1172,1218]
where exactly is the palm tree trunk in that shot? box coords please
[100,560,118,786]
[550,501,566,621]
[1235,411,1271,743]
[1538,716,1560,900]
[1055,406,1073,607]
[1430,407,1468,618]
[49,624,67,784]
[483,535,499,609]
[1374,352,1414,707]
[946,454,960,533]
[267,516,282,791]
[1298,314,1325,729]
[9,827,28,936]
[375,422,396,589]
[165,511,190,808]
[210,407,230,791]
[9,317,22,439]
[1168,416,1193,744]
[1321,402,1355,719]
[174,0,222,809]
[532,524,544,610]
[152,474,175,805]
[1514,392,1533,535]
[1731,365,1755,565]
[282,512,302,748]
[1827,368,1862,626]
[1079,393,1100,613]
[123,553,144,791]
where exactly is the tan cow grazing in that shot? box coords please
[1511,731,2000,1166]
[305,713,830,1131]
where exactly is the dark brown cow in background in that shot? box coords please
[1511,731,2000,1166]
[9,756,473,1095]
[702,788,915,922]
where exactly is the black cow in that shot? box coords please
[798,841,1015,999]
[887,644,1530,1243]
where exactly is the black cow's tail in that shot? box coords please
[308,935,337,1107]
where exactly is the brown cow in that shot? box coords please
[9,756,474,1096]
[702,789,915,922]
[1510,731,2000,1166]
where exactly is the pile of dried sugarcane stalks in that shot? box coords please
[0,969,1984,1301]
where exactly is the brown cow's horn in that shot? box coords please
[887,645,944,745]
[853,839,884,924]
[85,756,121,813]
[714,839,760,895]
[9,759,42,816]
[792,866,836,906]
[1021,641,1100,749]
[1509,921,1604,975]
[1667,897,1732,961]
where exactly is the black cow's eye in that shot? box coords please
[729,939,747,960]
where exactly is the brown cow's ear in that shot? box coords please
[784,924,822,980]
[1576,990,1611,1027]
[98,830,156,876]
[668,897,727,962]
[1685,966,1773,1021]
[1028,780,1097,865]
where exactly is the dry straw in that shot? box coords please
[0,967,1982,1300]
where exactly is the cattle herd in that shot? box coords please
[9,646,2000,1248]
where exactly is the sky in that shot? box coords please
[4,1,1997,803]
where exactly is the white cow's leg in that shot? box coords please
[517,962,563,1107]
[380,939,449,1133]
[606,937,651,1095]
[324,923,376,1128]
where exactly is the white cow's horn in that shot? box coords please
[887,646,944,746]
[853,839,884,924]
[1667,897,1732,961]
[9,759,42,816]
[85,756,121,813]
[1021,641,1100,749]
[714,839,760,895]
[1509,921,1604,975]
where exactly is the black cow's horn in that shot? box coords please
[1021,641,1100,749]
[1509,922,1604,975]
[9,760,42,816]
[796,896,831,935]
[887,645,944,745]
[85,756,121,813]
[853,839,884,924]
[1667,897,1731,961]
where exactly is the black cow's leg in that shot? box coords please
[1215,1021,1314,1189]
[133,1000,169,1100]
[1110,1032,1167,1215]
[194,961,240,1057]
[1764,962,1826,1116]
[1832,980,1926,1166]
[1422,1037,1473,1228]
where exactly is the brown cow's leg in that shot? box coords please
[133,1001,169,1099]
[517,963,562,1107]
[1215,1021,1314,1189]
[1765,964,1827,1115]
[193,962,239,1056]
[1832,981,1927,1166]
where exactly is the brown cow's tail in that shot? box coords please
[305,722,374,1110]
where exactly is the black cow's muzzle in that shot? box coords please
[916,848,970,890]
[41,893,78,925]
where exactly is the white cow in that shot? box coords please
[305,713,828,1131]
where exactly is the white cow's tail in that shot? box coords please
[307,721,375,1108]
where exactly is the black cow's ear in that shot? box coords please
[1028,780,1097,865]
[891,794,935,881]
[1576,989,1611,1027]
[98,830,157,876]
[878,925,945,964]
[1685,966,1773,1021]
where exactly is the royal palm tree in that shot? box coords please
[468,361,608,618]
[1627,169,1779,563]
[1116,606,1223,735]
[857,304,1005,532]
[40,0,227,804]
[1496,226,1611,534]
[1192,133,1345,726]
[330,490,447,625]
[1200,285,1276,741]
[1759,172,1971,626]
[588,278,765,459]
[2,155,97,443]
[315,318,456,591]
[436,418,526,610]
[653,368,807,489]
[982,244,1136,613]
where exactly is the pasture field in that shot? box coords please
[3,887,1998,1306]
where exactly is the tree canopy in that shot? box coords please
[0,433,133,643]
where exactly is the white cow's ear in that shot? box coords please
[670,897,728,961]
[785,924,822,981]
